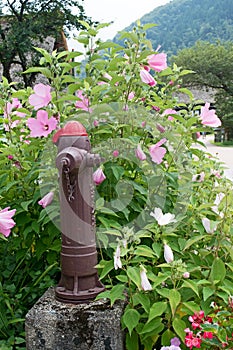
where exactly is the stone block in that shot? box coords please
[25,287,125,350]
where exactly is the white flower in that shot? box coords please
[164,244,174,263]
[214,192,225,206]
[114,245,122,270]
[212,192,225,217]
[202,218,218,233]
[140,266,152,291]
[150,207,176,226]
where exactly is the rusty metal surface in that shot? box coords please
[53,121,104,303]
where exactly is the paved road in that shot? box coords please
[197,134,233,181]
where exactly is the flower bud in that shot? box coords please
[93,168,106,185]
[164,244,174,263]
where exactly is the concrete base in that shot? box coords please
[25,287,125,350]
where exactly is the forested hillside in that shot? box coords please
[118,0,233,56]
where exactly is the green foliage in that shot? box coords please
[0,0,88,86]
[117,0,233,57]
[0,21,233,350]
[172,41,233,132]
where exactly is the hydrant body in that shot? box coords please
[53,121,104,303]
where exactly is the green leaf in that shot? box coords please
[184,235,209,250]
[126,331,139,350]
[134,245,156,258]
[172,317,186,342]
[98,260,114,280]
[143,23,157,30]
[127,266,141,289]
[132,292,150,313]
[78,20,90,29]
[148,302,167,323]
[23,67,52,78]
[181,301,200,314]
[203,286,215,301]
[21,200,33,211]
[122,308,140,336]
[182,280,199,297]
[178,87,194,100]
[161,329,176,347]
[109,284,126,306]
[210,257,226,283]
[140,317,163,334]
[169,290,181,316]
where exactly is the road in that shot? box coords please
[197,134,233,181]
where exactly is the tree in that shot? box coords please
[172,41,233,138]
[0,0,89,86]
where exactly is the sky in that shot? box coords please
[68,0,171,50]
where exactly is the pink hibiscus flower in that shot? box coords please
[0,207,16,237]
[27,110,57,137]
[147,53,167,72]
[162,108,177,121]
[149,138,167,164]
[93,168,106,185]
[135,144,146,161]
[29,84,52,110]
[140,69,156,86]
[75,90,92,112]
[38,192,54,208]
[200,102,221,127]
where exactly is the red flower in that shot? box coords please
[203,331,213,339]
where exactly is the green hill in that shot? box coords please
[117,0,233,57]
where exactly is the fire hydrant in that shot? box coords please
[52,121,105,303]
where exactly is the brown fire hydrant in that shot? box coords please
[52,121,105,303]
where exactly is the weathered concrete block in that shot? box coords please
[25,288,125,350]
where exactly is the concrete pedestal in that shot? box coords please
[25,288,125,350]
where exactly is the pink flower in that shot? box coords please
[27,110,57,137]
[4,98,26,131]
[128,92,135,100]
[147,53,167,72]
[183,272,190,279]
[4,98,26,118]
[192,172,205,182]
[156,123,165,133]
[200,102,221,127]
[211,170,221,178]
[112,150,119,157]
[140,266,152,291]
[103,72,112,81]
[29,84,52,110]
[164,244,174,263]
[93,120,99,127]
[75,90,92,112]
[203,332,213,339]
[141,121,146,127]
[140,69,156,86]
[162,108,177,121]
[93,168,106,185]
[135,144,146,161]
[114,245,122,270]
[0,207,16,237]
[149,138,167,164]
[38,192,54,208]
[153,106,160,111]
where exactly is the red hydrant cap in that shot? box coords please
[53,121,88,144]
